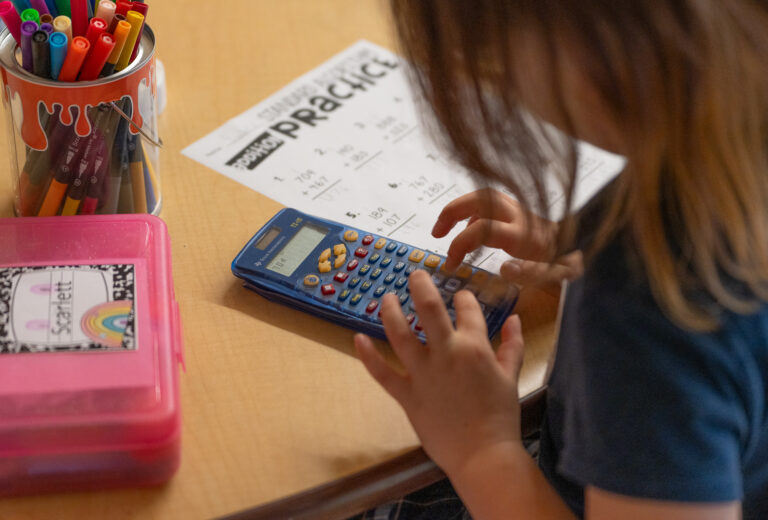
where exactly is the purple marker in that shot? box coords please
[40,22,53,34]
[20,20,38,73]
[29,0,49,16]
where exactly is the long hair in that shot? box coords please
[390,0,768,330]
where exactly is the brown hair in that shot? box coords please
[390,0,768,330]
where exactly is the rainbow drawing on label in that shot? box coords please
[80,300,133,348]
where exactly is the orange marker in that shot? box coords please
[100,19,130,77]
[57,36,90,82]
[115,10,142,71]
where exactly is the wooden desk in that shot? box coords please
[0,1,558,518]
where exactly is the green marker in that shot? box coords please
[54,0,69,17]
[20,8,40,25]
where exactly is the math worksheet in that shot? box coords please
[182,40,624,273]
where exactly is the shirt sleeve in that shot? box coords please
[556,279,750,502]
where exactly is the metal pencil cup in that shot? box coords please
[0,26,160,216]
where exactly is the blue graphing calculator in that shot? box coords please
[231,208,519,340]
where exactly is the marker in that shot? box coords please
[49,30,66,79]
[100,99,131,213]
[117,137,134,213]
[94,0,114,27]
[141,137,158,197]
[125,133,145,212]
[106,12,123,32]
[0,2,22,45]
[139,139,156,212]
[37,134,89,216]
[100,18,128,76]
[29,0,47,15]
[39,21,52,33]
[43,0,55,17]
[84,16,106,46]
[80,145,108,214]
[78,31,113,80]
[61,132,102,215]
[10,0,30,14]
[115,9,141,71]
[20,20,37,73]
[57,35,89,81]
[114,0,131,17]
[20,8,39,24]
[53,0,68,17]
[127,0,145,61]
[52,14,71,41]
[69,0,86,37]
[31,29,49,78]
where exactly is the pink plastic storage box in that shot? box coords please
[0,214,184,496]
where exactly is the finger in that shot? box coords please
[496,315,525,378]
[432,189,518,238]
[354,334,408,402]
[408,270,454,344]
[500,251,583,288]
[452,290,487,337]
[380,293,423,367]
[444,219,524,271]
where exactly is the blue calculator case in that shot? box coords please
[231,208,518,341]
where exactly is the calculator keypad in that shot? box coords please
[301,229,514,336]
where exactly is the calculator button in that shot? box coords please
[370,268,383,280]
[374,286,386,297]
[359,264,371,275]
[405,313,416,324]
[393,261,405,272]
[456,264,473,279]
[360,281,373,292]
[396,245,408,256]
[386,242,398,252]
[355,247,369,258]
[383,273,396,285]
[333,243,346,256]
[405,265,417,276]
[344,230,358,241]
[348,277,361,288]
[338,289,351,301]
[350,293,363,306]
[346,259,359,271]
[369,253,381,264]
[318,261,332,273]
[414,321,423,331]
[431,273,446,286]
[444,279,462,293]
[334,254,347,269]
[380,257,392,268]
[399,293,409,305]
[303,274,320,287]
[319,248,332,262]
[366,300,379,313]
[374,238,387,249]
[395,277,408,289]
[471,270,489,285]
[408,249,425,263]
[334,272,349,283]
[321,284,336,295]
[424,254,441,268]
[362,235,374,245]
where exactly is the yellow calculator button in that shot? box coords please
[471,270,489,285]
[344,230,358,241]
[319,248,331,262]
[408,249,425,263]
[424,255,441,268]
[333,243,346,256]
[303,274,320,287]
[318,260,332,273]
[374,238,387,249]
[456,264,473,279]
[333,254,346,269]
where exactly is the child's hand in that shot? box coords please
[354,269,525,476]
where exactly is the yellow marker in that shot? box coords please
[424,254,441,268]
[115,11,144,72]
[333,243,346,256]
[104,20,132,74]
[37,178,69,216]
[343,230,358,241]
[333,254,346,269]
[319,248,331,262]
[318,261,332,273]
[52,15,72,43]
[374,238,386,249]
[142,144,159,195]
[408,249,425,263]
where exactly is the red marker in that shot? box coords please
[78,32,115,81]
[0,2,22,45]
[127,1,147,61]
[84,16,107,47]
[115,1,133,17]
[70,0,87,37]
[57,36,90,82]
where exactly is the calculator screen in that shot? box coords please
[266,223,328,276]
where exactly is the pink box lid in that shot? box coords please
[0,215,183,455]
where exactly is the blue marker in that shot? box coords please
[49,30,66,80]
[44,0,56,17]
[10,0,30,13]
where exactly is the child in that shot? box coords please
[353,1,768,519]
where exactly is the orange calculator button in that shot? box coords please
[318,248,331,262]
[374,238,387,249]
[456,264,473,279]
[333,243,346,256]
[344,230,358,241]
[424,254,441,268]
[471,270,489,285]
[303,274,320,287]
[334,254,346,269]
[318,260,332,273]
[408,249,425,263]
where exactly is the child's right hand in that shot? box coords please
[433,189,582,291]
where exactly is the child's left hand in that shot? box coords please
[354,269,526,477]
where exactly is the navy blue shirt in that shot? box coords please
[539,234,768,519]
